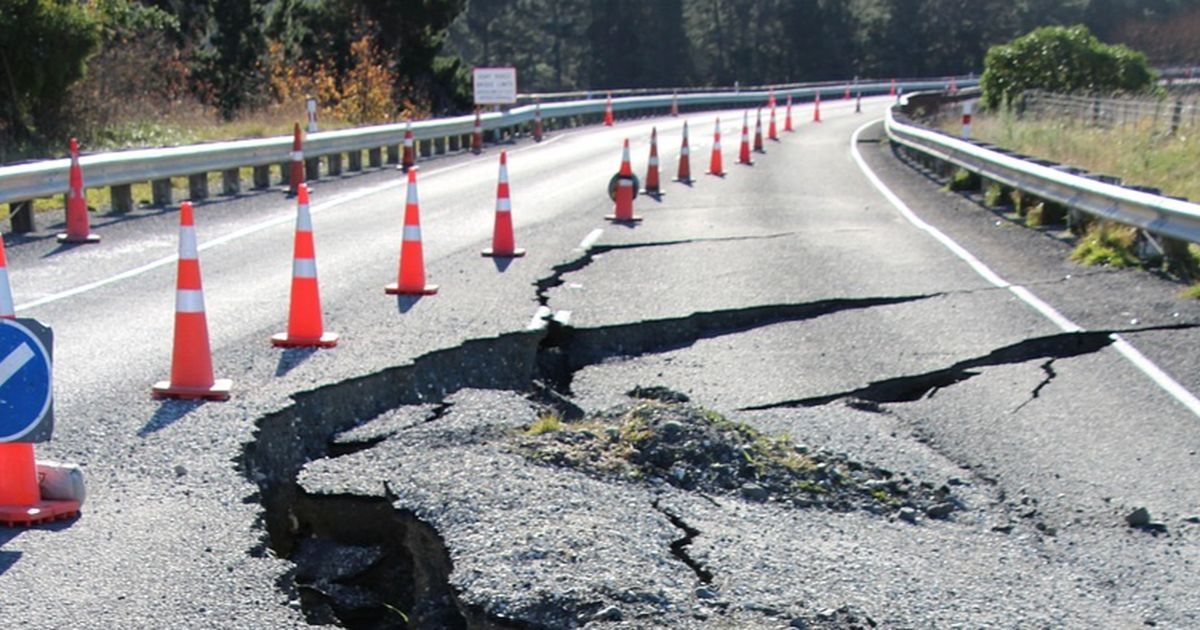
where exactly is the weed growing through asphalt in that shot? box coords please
[1070,221,1141,268]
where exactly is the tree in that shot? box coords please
[0,0,99,141]
[980,24,1156,109]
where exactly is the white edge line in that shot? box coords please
[578,228,604,251]
[14,135,569,313]
[849,118,1200,419]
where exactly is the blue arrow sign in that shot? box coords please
[0,319,53,442]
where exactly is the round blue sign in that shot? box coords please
[0,319,52,442]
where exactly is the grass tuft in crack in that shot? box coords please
[511,388,954,518]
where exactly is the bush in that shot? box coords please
[981,25,1156,110]
[0,0,99,143]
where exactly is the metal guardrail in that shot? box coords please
[0,78,976,213]
[885,99,1200,245]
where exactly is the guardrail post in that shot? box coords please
[277,162,290,185]
[305,157,320,181]
[368,147,382,168]
[386,145,400,165]
[253,165,271,189]
[449,135,460,152]
[327,153,342,176]
[222,169,241,196]
[348,150,363,172]
[152,179,172,206]
[8,201,34,233]
[419,139,432,158]
[435,137,446,155]
[1162,236,1198,279]
[188,174,209,200]
[1170,98,1184,136]
[111,184,134,213]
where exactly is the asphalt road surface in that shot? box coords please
[2,94,1199,628]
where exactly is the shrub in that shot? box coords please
[981,25,1156,110]
[0,0,99,142]
[1070,221,1141,268]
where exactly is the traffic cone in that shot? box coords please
[386,169,438,295]
[949,77,958,95]
[402,121,415,172]
[813,92,822,123]
[844,83,851,100]
[738,112,753,165]
[707,118,725,176]
[856,91,862,114]
[753,109,765,153]
[471,108,483,154]
[0,235,81,527]
[289,123,304,197]
[670,91,679,117]
[483,151,525,258]
[784,95,794,132]
[57,138,100,244]
[674,121,693,184]
[604,92,614,126]
[768,104,778,141]
[768,88,776,109]
[152,202,231,401]
[606,140,641,223]
[889,79,897,97]
[272,184,337,348]
[643,128,662,197]
[532,101,544,142]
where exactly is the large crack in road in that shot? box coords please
[239,236,1179,628]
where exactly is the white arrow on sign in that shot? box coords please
[0,343,34,388]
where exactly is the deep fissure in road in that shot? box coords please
[238,290,986,628]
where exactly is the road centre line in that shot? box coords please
[850,119,1200,419]
[14,134,567,314]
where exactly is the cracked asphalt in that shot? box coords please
[2,94,1199,628]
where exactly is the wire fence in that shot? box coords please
[1020,89,1200,135]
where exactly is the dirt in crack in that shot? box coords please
[510,388,956,518]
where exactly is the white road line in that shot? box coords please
[13,135,568,314]
[0,343,34,388]
[850,119,1200,419]
[578,228,604,251]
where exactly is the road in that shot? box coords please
[2,94,1199,628]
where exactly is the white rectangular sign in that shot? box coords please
[473,67,518,105]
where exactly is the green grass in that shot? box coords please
[940,108,1200,202]
[523,413,564,436]
[1070,221,1141,268]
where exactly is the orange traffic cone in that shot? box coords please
[289,123,304,197]
[889,79,896,97]
[606,139,642,223]
[604,92,614,126]
[483,151,525,258]
[950,77,958,95]
[0,235,80,526]
[753,109,765,153]
[707,118,725,176]
[813,92,822,123]
[57,138,100,244]
[670,91,679,117]
[784,95,794,132]
[402,121,415,172]
[738,112,753,165]
[768,104,778,141]
[844,83,851,100]
[152,202,231,401]
[272,185,337,348]
[532,101,544,142]
[768,88,776,109]
[471,108,483,154]
[386,169,438,295]
[643,127,662,197]
[674,121,693,184]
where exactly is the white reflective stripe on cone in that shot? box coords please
[176,289,206,313]
[0,270,13,316]
[681,147,690,155]
[649,157,659,166]
[403,225,422,241]
[618,180,633,188]
[179,226,199,259]
[405,138,414,147]
[292,151,303,161]
[293,258,317,279]
[406,187,419,204]
[496,198,512,211]
[296,206,313,232]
